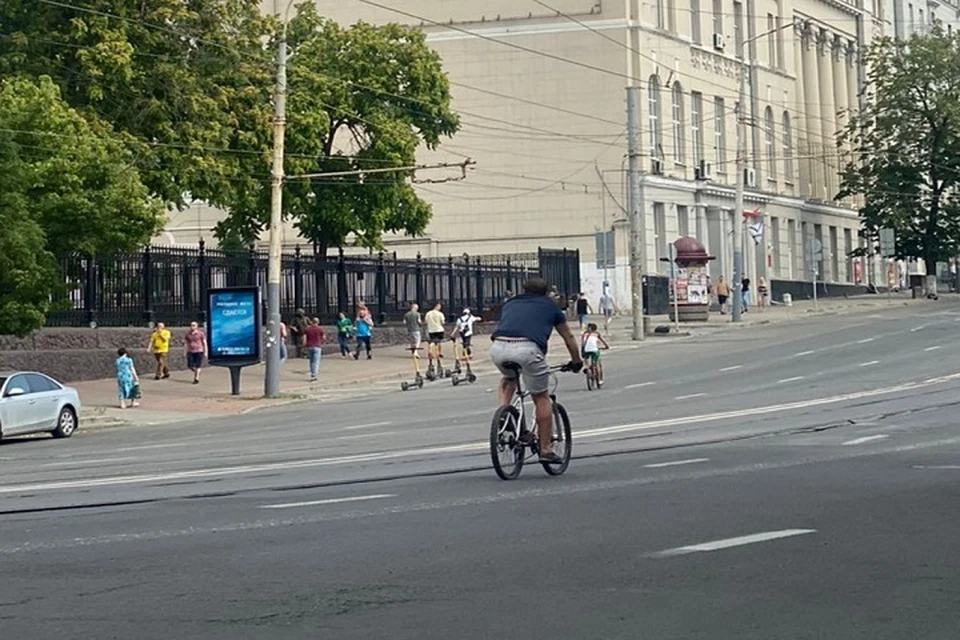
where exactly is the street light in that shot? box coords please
[731,19,802,322]
[265,0,297,398]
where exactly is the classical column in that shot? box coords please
[801,26,822,200]
[832,37,850,203]
[793,22,809,197]
[816,29,837,201]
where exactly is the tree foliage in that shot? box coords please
[217,4,460,254]
[0,76,164,335]
[838,28,960,275]
[0,0,275,213]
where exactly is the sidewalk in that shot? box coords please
[76,292,932,429]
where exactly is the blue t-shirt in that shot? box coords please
[355,317,372,338]
[492,294,567,353]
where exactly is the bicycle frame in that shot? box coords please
[507,367,560,450]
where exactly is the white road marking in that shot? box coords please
[115,443,190,452]
[924,346,942,352]
[719,365,742,372]
[911,326,926,332]
[842,435,889,446]
[859,360,880,367]
[913,465,960,470]
[857,338,875,344]
[260,494,396,510]
[335,431,400,441]
[341,421,393,431]
[644,458,710,468]
[794,350,815,357]
[650,529,817,558]
[41,456,139,468]
[674,393,707,400]
[7,373,960,497]
[626,382,656,389]
[777,376,805,384]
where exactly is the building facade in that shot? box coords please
[166,1,954,305]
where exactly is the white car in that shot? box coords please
[0,371,81,440]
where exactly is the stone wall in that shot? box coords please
[0,322,496,383]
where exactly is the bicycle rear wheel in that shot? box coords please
[585,368,595,391]
[490,405,525,480]
[542,401,572,476]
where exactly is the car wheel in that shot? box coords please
[51,407,77,439]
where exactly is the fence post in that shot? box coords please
[505,257,513,299]
[475,256,484,317]
[142,245,154,326]
[293,245,303,313]
[336,247,348,312]
[415,252,423,305]
[447,255,455,313]
[248,245,258,287]
[376,251,387,324]
[83,254,97,327]
[198,239,208,325]
[393,251,399,307]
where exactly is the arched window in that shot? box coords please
[648,76,662,160]
[764,106,777,181]
[671,82,685,163]
[782,111,794,182]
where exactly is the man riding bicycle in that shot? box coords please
[490,278,583,465]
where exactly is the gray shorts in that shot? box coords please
[490,340,550,394]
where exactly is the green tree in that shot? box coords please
[0,0,274,215]
[0,76,165,335]
[218,4,460,255]
[838,28,960,289]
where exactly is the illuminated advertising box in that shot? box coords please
[206,286,262,365]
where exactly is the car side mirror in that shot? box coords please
[4,387,26,398]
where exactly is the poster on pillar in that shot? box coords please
[671,266,710,306]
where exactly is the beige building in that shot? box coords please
[165,0,893,306]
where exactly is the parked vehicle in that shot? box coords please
[0,371,81,440]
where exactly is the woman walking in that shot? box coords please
[115,348,140,409]
[757,277,769,311]
[353,307,374,360]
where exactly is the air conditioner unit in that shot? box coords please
[695,160,712,181]
[651,158,664,175]
[713,33,725,51]
[744,167,757,188]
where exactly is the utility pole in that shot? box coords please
[265,33,287,398]
[626,86,646,341]
[732,60,746,323]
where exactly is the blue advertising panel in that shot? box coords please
[206,286,262,364]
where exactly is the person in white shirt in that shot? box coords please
[424,302,447,371]
[580,322,610,386]
[452,308,479,356]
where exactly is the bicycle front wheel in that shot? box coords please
[490,404,525,480]
[542,401,572,476]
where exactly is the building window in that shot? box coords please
[714,97,726,171]
[909,3,915,33]
[691,91,704,164]
[678,205,690,238]
[782,111,793,181]
[648,76,662,160]
[657,0,666,29]
[671,82,685,163]
[771,216,781,276]
[712,0,723,38]
[767,14,776,66]
[654,203,667,267]
[764,106,777,181]
[691,0,702,43]
[733,1,744,58]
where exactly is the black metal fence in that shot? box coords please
[48,244,581,327]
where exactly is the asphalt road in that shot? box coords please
[2,299,960,638]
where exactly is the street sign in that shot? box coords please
[879,228,896,258]
[805,238,823,263]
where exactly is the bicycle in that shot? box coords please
[450,338,477,386]
[400,346,425,391]
[489,363,574,480]
[583,346,608,391]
